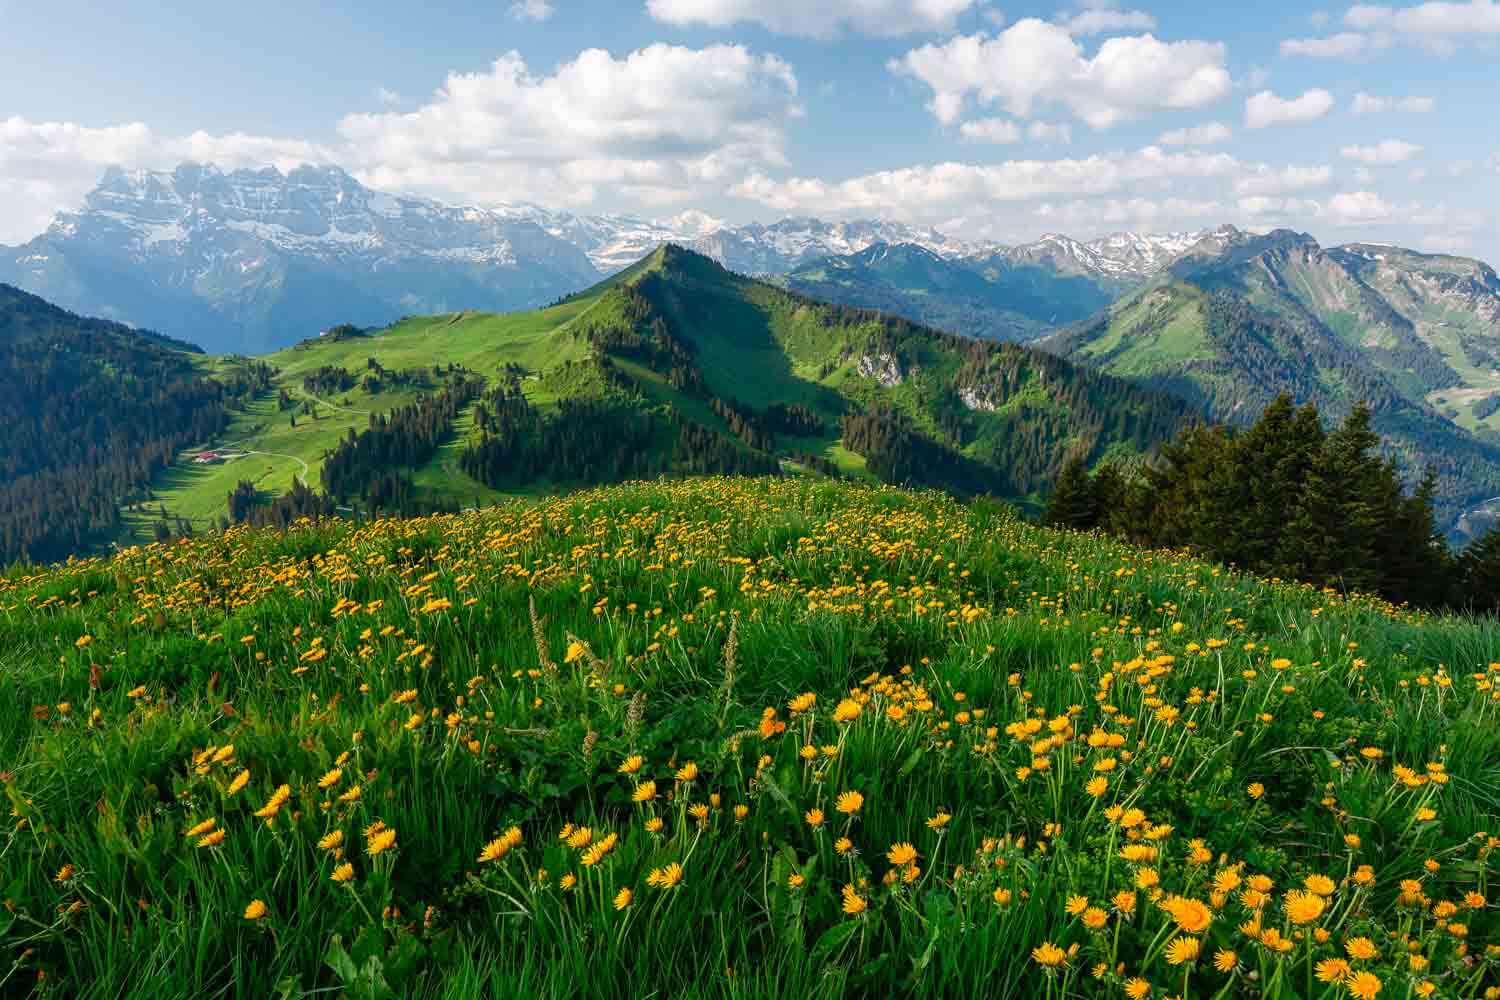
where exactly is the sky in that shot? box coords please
[3,0,1499,259]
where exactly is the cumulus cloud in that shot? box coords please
[1340,139,1423,164]
[1280,32,1375,56]
[1158,121,1232,146]
[1326,190,1396,223]
[1232,164,1334,196]
[337,44,800,208]
[1351,92,1435,113]
[509,0,555,20]
[1033,196,1222,228]
[1056,1,1157,35]
[1244,88,1335,128]
[644,0,977,37]
[1027,121,1074,143]
[891,20,1231,129]
[1345,0,1500,37]
[958,118,1021,143]
[730,146,1240,218]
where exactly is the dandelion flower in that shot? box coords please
[835,790,863,815]
[184,817,217,838]
[244,899,268,921]
[1345,937,1378,961]
[647,862,684,889]
[833,698,861,723]
[926,811,952,830]
[197,829,226,848]
[618,755,644,775]
[614,887,633,910]
[227,770,250,795]
[805,808,825,828]
[1124,978,1150,999]
[1031,942,1067,967]
[1346,971,1382,999]
[632,781,657,803]
[1213,949,1237,973]
[887,842,917,866]
[317,768,343,789]
[1315,958,1351,983]
[1165,937,1201,966]
[318,829,345,851]
[1285,890,1326,925]
[331,863,355,883]
[675,761,699,782]
[1304,874,1337,896]
[478,837,511,863]
[841,883,867,916]
[1247,783,1265,799]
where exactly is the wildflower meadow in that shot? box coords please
[2,477,1497,998]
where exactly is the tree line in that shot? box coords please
[1042,393,1500,611]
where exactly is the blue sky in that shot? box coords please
[3,0,1498,258]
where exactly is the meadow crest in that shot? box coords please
[1,477,1497,998]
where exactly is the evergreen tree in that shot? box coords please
[1459,526,1500,613]
[1045,456,1097,530]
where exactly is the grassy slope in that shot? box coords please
[3,477,1498,997]
[133,247,1180,543]
[123,293,605,541]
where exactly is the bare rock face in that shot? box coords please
[857,352,907,387]
[958,385,998,412]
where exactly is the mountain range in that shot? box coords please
[0,162,1219,355]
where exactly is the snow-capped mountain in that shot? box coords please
[973,228,1220,284]
[0,164,600,354]
[0,161,1261,354]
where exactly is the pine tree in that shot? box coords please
[1045,456,1097,530]
[1460,526,1500,613]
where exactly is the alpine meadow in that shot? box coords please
[6,1,1500,998]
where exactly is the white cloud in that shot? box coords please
[1340,139,1423,164]
[1033,196,1222,228]
[1158,121,1232,146]
[1238,169,1338,200]
[1028,121,1074,143]
[1056,1,1157,35]
[1244,88,1335,128]
[891,20,1232,129]
[1280,32,1373,57]
[509,0,555,20]
[1351,92,1436,113]
[338,45,800,208]
[1237,195,1323,219]
[1233,164,1334,196]
[958,118,1021,143]
[1488,153,1500,171]
[730,146,1240,218]
[1326,189,1395,223]
[1345,0,1500,38]
[644,0,978,37]
[375,87,404,107]
[0,116,331,242]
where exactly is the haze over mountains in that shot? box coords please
[0,162,1274,355]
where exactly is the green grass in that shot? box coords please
[4,477,1498,998]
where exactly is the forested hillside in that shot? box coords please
[103,245,1196,548]
[0,284,270,563]
[1045,273,1500,532]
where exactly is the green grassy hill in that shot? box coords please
[129,245,1194,543]
[4,477,1498,997]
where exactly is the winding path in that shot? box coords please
[291,385,370,417]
